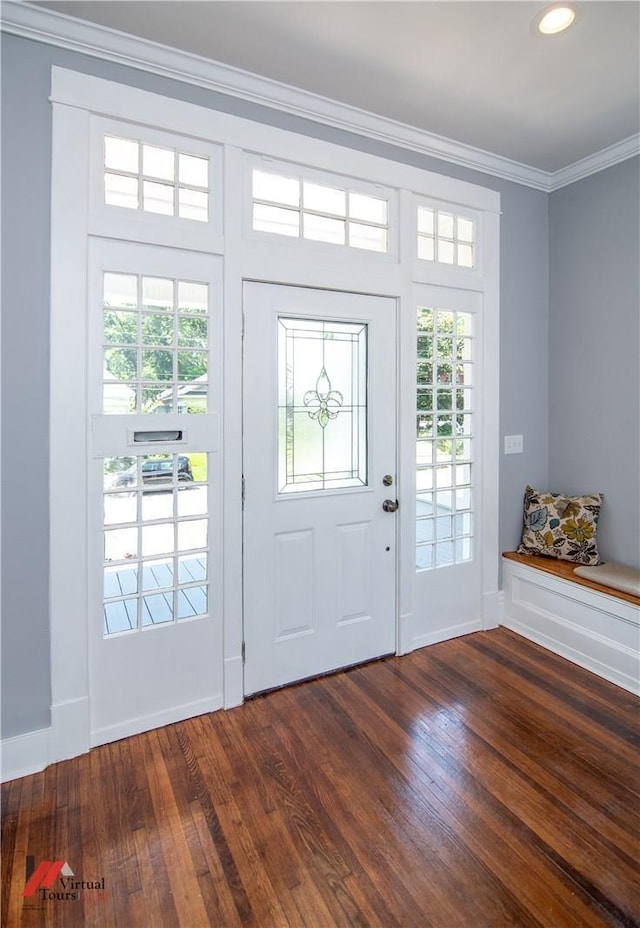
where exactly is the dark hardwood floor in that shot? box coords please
[2,628,639,927]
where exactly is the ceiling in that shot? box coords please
[28,1,640,172]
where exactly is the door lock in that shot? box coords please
[382,474,393,486]
[382,499,399,513]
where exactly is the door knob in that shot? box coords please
[382,499,399,513]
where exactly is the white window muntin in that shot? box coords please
[418,207,475,268]
[88,240,222,426]
[89,116,223,252]
[102,450,210,636]
[413,196,483,282]
[104,135,210,222]
[101,269,211,417]
[244,154,399,262]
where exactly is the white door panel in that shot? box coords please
[243,283,397,694]
[88,238,222,745]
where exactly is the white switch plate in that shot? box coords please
[504,434,524,455]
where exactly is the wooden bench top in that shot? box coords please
[502,552,640,609]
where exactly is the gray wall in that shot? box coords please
[549,158,640,568]
[1,33,549,739]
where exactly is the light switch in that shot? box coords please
[504,434,524,455]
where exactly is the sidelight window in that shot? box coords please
[416,307,474,569]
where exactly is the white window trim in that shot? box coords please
[49,66,500,765]
[51,68,500,213]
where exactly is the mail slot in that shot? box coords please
[132,430,183,443]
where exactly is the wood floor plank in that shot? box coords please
[186,714,292,926]
[323,667,594,928]
[140,730,213,928]
[440,637,640,832]
[238,694,404,928]
[218,710,343,927]
[380,641,640,926]
[290,680,526,928]
[2,628,638,927]
[400,651,638,860]
[125,733,182,928]
[1,778,25,928]
[467,632,640,746]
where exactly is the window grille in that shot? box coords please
[416,307,474,570]
[252,168,389,253]
[417,206,475,268]
[103,452,209,634]
[104,135,210,222]
[102,271,209,416]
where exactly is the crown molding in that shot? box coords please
[2,1,638,193]
[548,134,640,191]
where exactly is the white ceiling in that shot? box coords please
[28,1,640,172]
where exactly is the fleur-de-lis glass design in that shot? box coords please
[303,367,343,428]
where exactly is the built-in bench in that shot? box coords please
[502,552,640,695]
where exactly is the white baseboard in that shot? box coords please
[411,618,483,651]
[502,558,640,695]
[223,655,244,708]
[90,694,224,747]
[482,589,502,629]
[397,611,414,656]
[50,696,90,765]
[2,693,226,781]
[503,615,639,694]
[1,727,51,783]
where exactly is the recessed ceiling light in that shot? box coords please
[537,5,577,35]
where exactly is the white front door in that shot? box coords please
[243,283,397,695]
[88,238,222,746]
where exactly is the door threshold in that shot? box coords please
[246,652,396,700]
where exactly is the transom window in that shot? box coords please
[252,168,389,253]
[104,135,209,221]
[102,271,209,415]
[417,206,475,268]
[416,307,474,570]
[102,453,209,634]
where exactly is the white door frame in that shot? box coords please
[44,67,500,771]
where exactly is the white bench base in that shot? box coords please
[502,557,640,695]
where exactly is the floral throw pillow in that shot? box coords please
[517,485,603,565]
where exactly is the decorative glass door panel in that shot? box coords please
[277,318,367,493]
